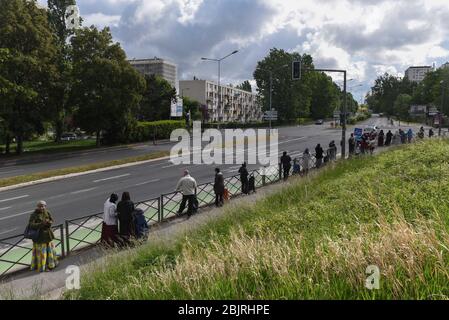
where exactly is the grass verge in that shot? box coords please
[66,139,449,300]
[0,151,170,188]
[0,139,98,156]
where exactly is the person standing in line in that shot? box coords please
[302,149,311,175]
[407,128,414,143]
[348,134,356,157]
[238,162,249,194]
[292,158,301,175]
[176,170,198,218]
[28,201,59,272]
[399,129,406,144]
[429,128,434,138]
[214,168,225,207]
[328,141,337,160]
[378,130,385,147]
[385,130,393,146]
[117,192,135,244]
[133,208,149,241]
[315,144,324,168]
[101,194,119,246]
[280,151,292,180]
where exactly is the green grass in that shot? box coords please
[66,140,449,300]
[0,139,98,156]
[0,151,170,188]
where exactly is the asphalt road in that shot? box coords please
[0,117,428,238]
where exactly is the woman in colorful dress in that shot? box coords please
[29,201,58,272]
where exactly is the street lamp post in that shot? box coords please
[201,50,239,123]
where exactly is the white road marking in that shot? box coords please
[134,179,161,187]
[0,206,11,211]
[71,187,98,195]
[0,169,24,175]
[0,210,33,222]
[0,227,19,236]
[0,195,29,203]
[162,164,178,169]
[93,174,130,183]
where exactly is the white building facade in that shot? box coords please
[404,66,433,83]
[128,58,178,89]
[179,80,262,123]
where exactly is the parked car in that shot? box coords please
[315,119,324,125]
[61,133,78,141]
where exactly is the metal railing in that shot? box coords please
[0,152,332,278]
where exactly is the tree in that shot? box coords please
[236,80,252,92]
[394,94,412,120]
[47,0,82,142]
[70,26,145,146]
[138,75,177,121]
[183,97,201,121]
[308,73,340,119]
[0,0,58,154]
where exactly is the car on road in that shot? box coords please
[315,119,324,125]
[61,133,78,141]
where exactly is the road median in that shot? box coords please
[0,151,170,192]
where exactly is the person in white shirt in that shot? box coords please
[101,193,119,246]
[176,170,198,218]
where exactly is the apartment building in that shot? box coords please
[179,80,262,123]
[404,66,433,83]
[128,57,177,89]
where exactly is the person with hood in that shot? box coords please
[315,144,324,168]
[328,141,337,160]
[133,208,149,241]
[214,168,225,207]
[28,201,59,272]
[101,194,119,246]
[302,149,311,175]
[385,130,393,146]
[378,130,385,147]
[176,170,198,218]
[348,134,356,157]
[117,192,135,244]
[280,151,292,180]
[238,162,249,194]
[407,128,414,143]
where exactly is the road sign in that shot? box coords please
[263,110,278,121]
[171,98,183,117]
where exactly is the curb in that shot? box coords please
[0,155,171,193]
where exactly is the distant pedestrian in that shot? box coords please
[133,208,149,241]
[429,128,434,138]
[418,127,425,139]
[385,130,393,146]
[248,174,256,194]
[302,149,311,175]
[176,170,198,218]
[214,168,225,207]
[292,158,301,175]
[238,162,249,194]
[28,201,59,272]
[378,130,385,147]
[280,151,292,180]
[117,192,135,244]
[399,129,406,144]
[407,129,413,143]
[348,134,356,157]
[328,141,337,160]
[101,194,119,246]
[315,144,324,168]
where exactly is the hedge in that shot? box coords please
[130,120,186,142]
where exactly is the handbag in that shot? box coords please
[24,225,40,242]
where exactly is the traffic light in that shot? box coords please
[292,61,301,80]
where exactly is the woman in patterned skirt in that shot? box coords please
[28,201,58,272]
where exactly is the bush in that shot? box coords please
[297,117,313,125]
[130,120,186,142]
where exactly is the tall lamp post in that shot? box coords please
[201,50,239,122]
[441,80,446,136]
[257,64,289,129]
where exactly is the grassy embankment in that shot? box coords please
[0,139,98,155]
[66,139,449,300]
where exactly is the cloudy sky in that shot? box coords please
[38,0,449,101]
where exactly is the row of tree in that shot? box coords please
[253,48,359,122]
[0,0,177,154]
[366,67,449,119]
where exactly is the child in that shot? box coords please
[133,208,149,241]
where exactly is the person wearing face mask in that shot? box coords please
[27,201,59,272]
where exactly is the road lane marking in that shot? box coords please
[0,227,19,236]
[0,195,29,203]
[0,210,33,222]
[134,179,161,187]
[93,174,130,183]
[71,187,98,195]
[0,206,12,211]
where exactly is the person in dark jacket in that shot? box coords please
[214,168,225,207]
[348,134,356,157]
[28,201,58,272]
[117,192,135,244]
[280,151,292,180]
[133,208,149,241]
[385,130,393,146]
[315,144,324,168]
[238,163,249,194]
[328,141,337,160]
[378,130,385,147]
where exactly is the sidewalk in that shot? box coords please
[0,179,296,300]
